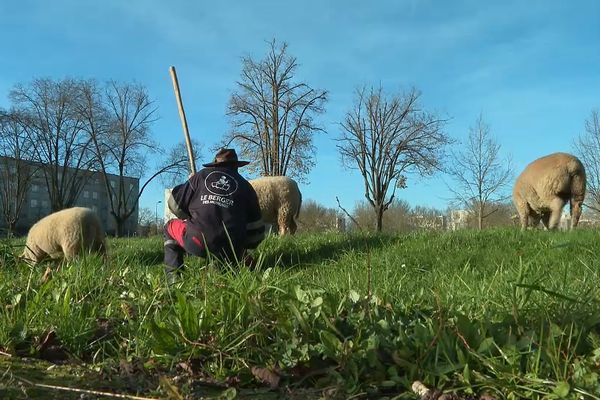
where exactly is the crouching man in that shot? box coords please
[164,148,265,277]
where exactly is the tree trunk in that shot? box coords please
[478,204,483,230]
[113,215,123,237]
[8,221,16,236]
[376,206,384,232]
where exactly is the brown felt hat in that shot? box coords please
[202,148,250,168]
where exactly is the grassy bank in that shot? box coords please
[1,229,600,399]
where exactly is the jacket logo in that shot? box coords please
[212,176,231,191]
[205,171,238,197]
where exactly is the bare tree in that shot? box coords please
[446,114,512,229]
[337,86,450,232]
[574,109,600,212]
[0,110,36,234]
[225,40,328,181]
[80,80,186,236]
[9,78,96,211]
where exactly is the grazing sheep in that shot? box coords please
[249,176,302,235]
[22,207,107,264]
[513,152,586,230]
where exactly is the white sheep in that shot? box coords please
[513,152,586,230]
[21,207,107,264]
[249,176,302,235]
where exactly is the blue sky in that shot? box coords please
[1,0,599,215]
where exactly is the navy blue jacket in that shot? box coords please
[168,166,264,260]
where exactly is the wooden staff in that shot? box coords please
[169,66,196,175]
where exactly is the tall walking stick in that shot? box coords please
[169,66,196,175]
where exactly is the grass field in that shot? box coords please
[1,229,600,399]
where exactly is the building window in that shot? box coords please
[92,191,98,199]
[30,199,38,208]
[110,180,116,188]
[32,184,39,192]
[84,190,89,199]
[92,205,98,212]
[41,200,48,210]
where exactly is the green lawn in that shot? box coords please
[1,229,600,399]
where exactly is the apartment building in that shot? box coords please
[0,156,139,235]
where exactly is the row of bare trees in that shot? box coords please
[228,40,600,232]
[225,40,515,231]
[225,40,455,232]
[0,78,190,236]
[5,38,595,235]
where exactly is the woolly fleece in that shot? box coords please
[22,207,107,264]
[513,152,586,230]
[249,176,302,235]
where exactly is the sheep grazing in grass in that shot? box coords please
[22,207,107,264]
[249,176,302,235]
[513,152,586,230]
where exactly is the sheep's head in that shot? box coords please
[20,245,38,266]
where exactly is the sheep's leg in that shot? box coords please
[278,223,288,235]
[62,242,81,261]
[289,218,297,235]
[547,197,566,230]
[570,173,586,227]
[541,213,550,230]
[528,212,541,229]
[278,212,290,235]
[518,213,529,230]
[279,210,298,235]
[280,217,298,235]
[514,196,530,230]
[570,199,583,229]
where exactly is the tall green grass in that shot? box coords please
[1,229,600,399]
